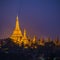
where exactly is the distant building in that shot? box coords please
[38,37,45,46]
[54,36,60,46]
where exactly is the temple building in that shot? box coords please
[21,29,29,47]
[54,36,60,46]
[38,37,45,46]
[10,16,29,46]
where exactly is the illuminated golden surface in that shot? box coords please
[38,37,44,46]
[10,16,22,45]
[32,36,36,44]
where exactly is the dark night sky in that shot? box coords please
[0,0,60,39]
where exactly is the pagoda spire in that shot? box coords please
[15,16,20,30]
[21,29,29,48]
[24,29,27,39]
[10,16,22,43]
[32,35,36,44]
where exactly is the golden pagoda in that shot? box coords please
[21,29,29,46]
[32,36,36,44]
[45,36,51,42]
[54,36,60,46]
[10,16,22,44]
[38,37,44,46]
[32,36,37,48]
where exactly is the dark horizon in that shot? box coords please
[0,0,60,39]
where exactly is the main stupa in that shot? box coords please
[10,16,23,44]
